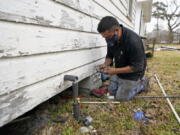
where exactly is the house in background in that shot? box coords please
[0,0,152,127]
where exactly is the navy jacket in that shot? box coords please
[106,25,146,81]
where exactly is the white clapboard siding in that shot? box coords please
[90,0,122,32]
[0,58,104,127]
[93,0,134,29]
[53,0,113,32]
[0,0,145,127]
[110,0,127,17]
[0,21,106,58]
[132,1,136,18]
[53,0,98,18]
[90,0,130,32]
[52,0,130,31]
[0,0,96,32]
[0,47,106,95]
[53,0,127,21]
[120,0,128,11]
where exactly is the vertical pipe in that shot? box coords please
[72,82,78,99]
[72,82,80,121]
[64,75,80,121]
[73,103,80,121]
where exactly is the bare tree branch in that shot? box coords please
[152,0,180,43]
[172,22,180,30]
[171,16,180,27]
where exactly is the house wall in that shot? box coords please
[134,2,146,36]
[0,0,136,127]
[134,2,141,34]
[140,17,146,36]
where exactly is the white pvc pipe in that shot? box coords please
[80,101,121,104]
[154,74,180,125]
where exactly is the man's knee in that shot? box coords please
[115,79,139,101]
[115,87,131,101]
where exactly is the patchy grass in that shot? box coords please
[154,44,180,48]
[147,44,180,49]
[32,49,180,135]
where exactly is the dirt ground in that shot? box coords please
[0,46,180,135]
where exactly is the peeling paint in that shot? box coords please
[60,10,76,28]
[0,11,28,24]
[36,35,44,38]
[56,0,76,7]
[21,16,27,22]
[35,16,52,26]
[58,82,62,88]
[78,26,83,30]
[5,53,13,57]
[73,39,79,47]
[0,11,54,27]
[19,76,25,80]
[0,50,4,53]
[0,90,29,126]
[18,51,29,56]
[6,48,16,52]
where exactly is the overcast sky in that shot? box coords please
[146,0,180,33]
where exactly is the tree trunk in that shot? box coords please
[168,30,174,43]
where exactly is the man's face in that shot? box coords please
[100,30,115,39]
[100,30,119,47]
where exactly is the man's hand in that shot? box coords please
[99,63,107,69]
[103,67,117,75]
[99,58,112,70]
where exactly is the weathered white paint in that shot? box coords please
[110,0,127,17]
[132,0,136,19]
[0,21,105,58]
[0,0,93,32]
[134,3,142,34]
[0,59,104,127]
[91,1,113,18]
[0,47,106,95]
[53,0,135,30]
[93,0,134,29]
[0,0,152,127]
[53,0,97,18]
[120,0,128,11]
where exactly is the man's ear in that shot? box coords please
[114,28,119,35]
[115,27,119,31]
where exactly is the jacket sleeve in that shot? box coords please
[106,46,114,60]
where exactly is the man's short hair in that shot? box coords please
[97,16,119,33]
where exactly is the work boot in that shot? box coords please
[137,77,150,94]
[142,77,150,93]
[90,87,108,98]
